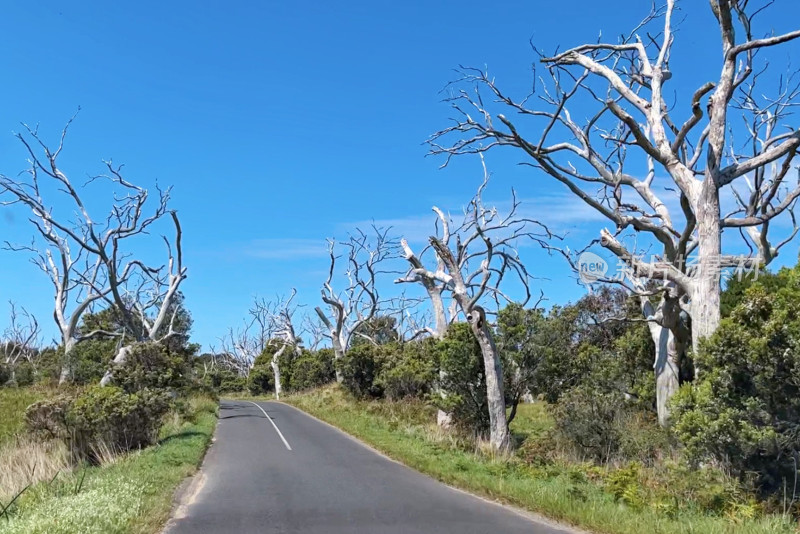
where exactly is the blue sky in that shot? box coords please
[1,1,799,350]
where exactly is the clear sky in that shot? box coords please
[1,1,799,350]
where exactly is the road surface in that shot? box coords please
[165,400,574,534]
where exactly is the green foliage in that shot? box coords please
[113,342,190,393]
[553,383,629,463]
[336,343,385,398]
[336,339,437,401]
[350,315,399,346]
[284,348,335,391]
[70,386,171,462]
[605,462,645,509]
[24,395,74,441]
[247,345,276,395]
[5,393,216,534]
[497,304,547,414]
[213,370,246,393]
[673,265,800,493]
[1,387,48,445]
[435,322,489,434]
[25,386,171,463]
[374,339,436,400]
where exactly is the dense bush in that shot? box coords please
[334,339,437,401]
[286,348,336,391]
[435,323,489,434]
[113,342,190,393]
[26,386,171,463]
[672,267,800,493]
[213,370,247,393]
[247,346,276,395]
[375,340,436,400]
[70,386,171,462]
[553,379,670,464]
[0,361,35,387]
[0,363,9,386]
[25,395,74,441]
[69,339,117,384]
[336,343,385,399]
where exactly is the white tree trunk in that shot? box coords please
[271,344,286,400]
[647,321,680,427]
[429,290,453,427]
[469,319,510,451]
[643,294,688,427]
[333,342,345,384]
[58,338,77,386]
[271,359,282,400]
[100,345,132,387]
[691,182,722,361]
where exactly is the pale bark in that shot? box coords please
[59,338,77,386]
[0,115,185,387]
[467,309,511,451]
[642,295,686,426]
[316,229,394,381]
[272,344,286,400]
[691,181,722,355]
[397,167,550,442]
[428,1,800,409]
[99,345,131,386]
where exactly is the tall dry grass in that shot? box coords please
[0,435,71,502]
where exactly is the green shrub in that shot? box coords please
[247,349,274,395]
[71,339,117,384]
[287,348,335,391]
[70,386,170,462]
[217,372,246,393]
[374,341,435,400]
[0,363,10,386]
[336,343,384,399]
[553,384,626,462]
[112,342,190,393]
[25,386,171,463]
[435,323,489,434]
[25,395,74,440]
[605,462,645,509]
[672,270,800,494]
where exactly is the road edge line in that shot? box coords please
[276,400,587,534]
[248,401,293,451]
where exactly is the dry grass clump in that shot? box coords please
[0,435,71,502]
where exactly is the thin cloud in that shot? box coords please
[345,191,611,245]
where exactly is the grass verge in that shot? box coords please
[285,385,798,534]
[0,387,49,445]
[1,394,218,534]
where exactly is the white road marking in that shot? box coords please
[248,401,292,451]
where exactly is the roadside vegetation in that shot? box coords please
[238,263,800,534]
[1,394,216,534]
[0,303,219,533]
[286,386,795,534]
[1,3,799,534]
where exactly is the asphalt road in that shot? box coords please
[165,400,574,534]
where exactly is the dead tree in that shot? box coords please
[315,227,396,382]
[219,298,273,377]
[396,161,552,451]
[1,302,40,385]
[253,289,303,400]
[429,1,800,425]
[302,315,326,351]
[0,116,183,385]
